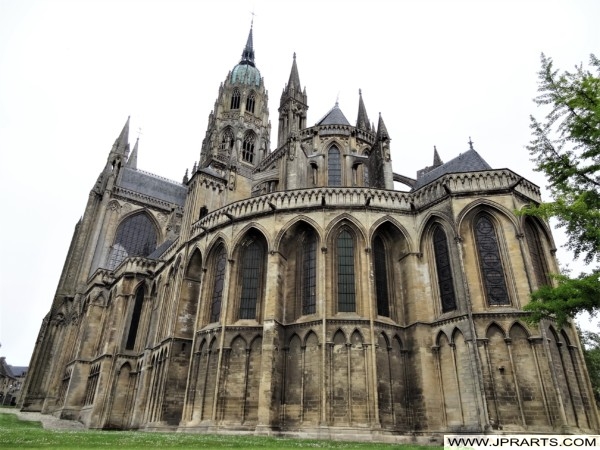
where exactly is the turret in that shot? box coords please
[277,53,308,148]
[367,113,393,189]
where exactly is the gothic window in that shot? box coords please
[106,212,157,270]
[210,245,227,323]
[432,225,457,312]
[231,88,241,109]
[363,164,369,186]
[524,219,551,287]
[242,132,256,164]
[337,228,356,312]
[301,231,317,315]
[126,286,144,350]
[474,214,510,306]
[220,128,234,153]
[373,235,390,317]
[328,146,341,186]
[246,91,255,114]
[239,236,265,320]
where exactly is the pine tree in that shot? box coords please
[523,53,600,325]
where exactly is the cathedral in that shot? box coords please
[20,25,598,441]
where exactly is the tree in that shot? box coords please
[579,328,600,406]
[523,53,600,325]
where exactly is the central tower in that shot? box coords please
[198,24,271,198]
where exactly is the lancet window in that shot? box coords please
[337,228,356,312]
[373,235,390,317]
[246,91,255,114]
[125,286,144,350]
[239,235,265,320]
[474,214,510,306]
[524,219,551,287]
[432,225,457,312]
[231,88,241,109]
[242,132,256,164]
[301,230,317,315]
[210,245,227,323]
[328,146,342,186]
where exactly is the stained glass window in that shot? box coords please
[246,91,255,114]
[328,146,341,186]
[373,235,390,317]
[239,238,265,319]
[106,213,157,270]
[242,132,256,164]
[474,214,510,306]
[432,225,457,312]
[231,89,241,109]
[337,229,356,312]
[126,286,144,350]
[210,245,227,323]
[524,219,550,287]
[301,231,317,315]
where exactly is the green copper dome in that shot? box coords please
[231,63,261,87]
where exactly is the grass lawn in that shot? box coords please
[0,412,439,449]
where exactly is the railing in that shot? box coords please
[190,169,541,239]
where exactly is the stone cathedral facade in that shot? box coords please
[20,26,598,440]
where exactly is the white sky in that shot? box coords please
[0,0,598,366]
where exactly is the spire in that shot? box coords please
[126,137,138,169]
[433,145,443,167]
[356,89,371,132]
[375,112,390,141]
[285,52,302,94]
[111,116,130,156]
[240,23,255,67]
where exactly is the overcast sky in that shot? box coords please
[0,0,598,366]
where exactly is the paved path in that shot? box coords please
[0,407,86,430]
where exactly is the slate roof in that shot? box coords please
[118,168,187,207]
[147,239,175,260]
[8,366,27,377]
[316,103,351,126]
[411,149,492,190]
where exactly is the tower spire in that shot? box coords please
[433,145,443,167]
[126,137,138,169]
[356,89,371,132]
[240,22,255,66]
[111,116,130,157]
[285,52,302,94]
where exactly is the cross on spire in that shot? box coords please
[468,136,474,150]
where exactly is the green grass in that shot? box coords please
[0,412,438,449]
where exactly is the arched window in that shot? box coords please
[328,146,341,186]
[210,245,227,323]
[363,164,370,186]
[220,128,234,154]
[301,230,317,315]
[474,214,510,306]
[432,225,457,312]
[239,236,266,319]
[126,286,144,350]
[524,219,551,287]
[337,228,356,312]
[373,235,390,317]
[107,212,157,270]
[246,91,255,114]
[230,88,241,109]
[242,132,256,164]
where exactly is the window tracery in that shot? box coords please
[106,213,157,270]
[239,236,265,319]
[474,214,510,306]
[328,146,341,186]
[242,132,256,164]
[231,89,241,109]
[210,245,227,323]
[432,225,457,312]
[337,228,356,312]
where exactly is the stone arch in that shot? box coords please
[231,222,273,253]
[174,248,202,338]
[283,333,303,425]
[325,212,368,244]
[203,239,228,326]
[274,215,323,250]
[222,335,247,422]
[457,199,520,233]
[108,362,133,429]
[278,219,321,321]
[230,227,268,322]
[331,329,349,424]
[371,220,410,322]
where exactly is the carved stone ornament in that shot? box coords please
[107,200,121,212]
